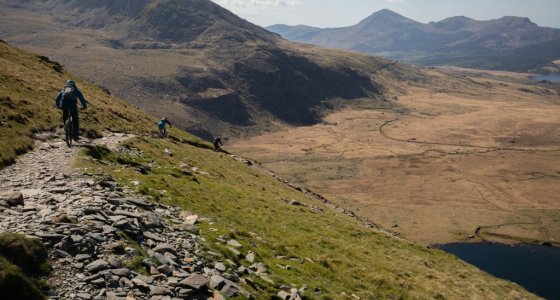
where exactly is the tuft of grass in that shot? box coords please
[0,257,45,300]
[0,232,50,276]
[0,233,51,299]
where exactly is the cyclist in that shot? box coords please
[213,137,223,151]
[55,80,87,141]
[158,117,173,137]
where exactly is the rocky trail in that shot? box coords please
[0,133,298,300]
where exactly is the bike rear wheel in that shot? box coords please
[64,117,73,147]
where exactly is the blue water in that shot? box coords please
[439,243,560,300]
[533,74,560,82]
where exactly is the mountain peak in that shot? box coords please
[366,9,405,19]
[497,16,536,26]
[358,9,418,26]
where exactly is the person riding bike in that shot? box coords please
[213,137,223,151]
[55,80,87,141]
[158,117,173,137]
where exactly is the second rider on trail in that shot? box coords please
[158,117,173,137]
[56,80,88,141]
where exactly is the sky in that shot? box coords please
[210,0,560,28]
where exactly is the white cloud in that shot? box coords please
[212,0,303,7]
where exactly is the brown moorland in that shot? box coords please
[231,68,560,245]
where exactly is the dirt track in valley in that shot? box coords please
[231,69,560,245]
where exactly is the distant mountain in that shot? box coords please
[0,0,412,139]
[267,9,560,73]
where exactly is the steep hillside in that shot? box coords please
[0,0,410,139]
[268,9,560,73]
[0,41,540,299]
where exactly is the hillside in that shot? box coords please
[0,0,413,140]
[0,41,540,299]
[267,9,560,73]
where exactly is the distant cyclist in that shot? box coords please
[213,137,223,151]
[158,117,173,137]
[55,80,87,141]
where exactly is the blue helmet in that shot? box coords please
[66,80,75,86]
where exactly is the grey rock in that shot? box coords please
[226,239,242,248]
[179,273,208,290]
[149,286,172,296]
[54,249,72,258]
[153,252,174,266]
[131,277,149,289]
[252,262,268,274]
[108,256,122,268]
[245,252,255,263]
[119,277,134,288]
[209,274,226,290]
[278,291,291,300]
[157,264,173,276]
[111,268,131,277]
[153,243,176,254]
[214,262,226,272]
[0,191,24,207]
[220,280,246,298]
[222,273,240,283]
[181,223,199,234]
[75,254,91,262]
[177,288,194,298]
[84,273,103,282]
[90,278,106,286]
[114,209,142,218]
[143,212,163,228]
[70,234,83,244]
[143,231,165,242]
[76,293,92,299]
[85,260,109,273]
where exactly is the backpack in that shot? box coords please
[62,86,75,102]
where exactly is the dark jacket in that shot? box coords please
[56,86,87,108]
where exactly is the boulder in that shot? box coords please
[85,260,109,273]
[179,273,209,290]
[0,191,24,207]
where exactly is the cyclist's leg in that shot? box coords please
[70,104,79,139]
[62,103,69,125]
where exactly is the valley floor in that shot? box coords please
[231,68,560,245]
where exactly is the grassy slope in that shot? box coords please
[0,41,538,299]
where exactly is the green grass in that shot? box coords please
[0,233,51,299]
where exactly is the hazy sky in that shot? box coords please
[210,0,560,28]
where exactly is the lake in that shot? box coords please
[533,74,560,82]
[438,243,560,300]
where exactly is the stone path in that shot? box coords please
[0,133,258,300]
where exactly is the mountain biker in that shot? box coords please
[55,80,88,141]
[213,137,223,151]
[158,117,173,136]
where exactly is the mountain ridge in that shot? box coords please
[267,9,560,73]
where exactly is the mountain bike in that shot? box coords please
[159,128,168,138]
[63,113,73,147]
